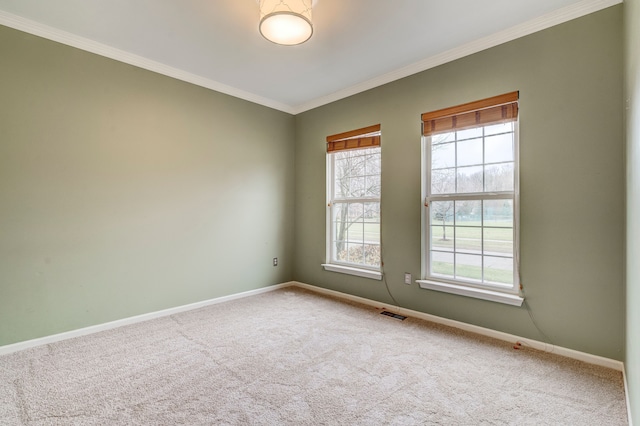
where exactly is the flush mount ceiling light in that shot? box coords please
[259,0,313,46]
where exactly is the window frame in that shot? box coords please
[418,95,523,306]
[322,126,382,280]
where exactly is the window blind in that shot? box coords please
[422,92,518,136]
[326,124,381,153]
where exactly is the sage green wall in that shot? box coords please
[294,7,624,360]
[0,25,295,346]
[0,5,627,370]
[625,0,640,420]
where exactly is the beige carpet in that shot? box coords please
[0,286,628,425]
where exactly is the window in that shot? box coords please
[419,93,523,306]
[322,124,382,280]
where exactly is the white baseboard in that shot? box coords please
[290,281,625,372]
[0,282,294,356]
[1,279,631,422]
[624,367,634,426]
[0,279,626,374]
[0,279,631,424]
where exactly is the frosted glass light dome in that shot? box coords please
[259,0,313,46]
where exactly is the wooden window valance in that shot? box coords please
[326,124,381,153]
[422,92,519,136]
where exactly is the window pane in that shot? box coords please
[333,226,345,250]
[431,226,454,252]
[334,161,350,198]
[455,253,482,282]
[346,242,365,264]
[457,166,483,193]
[455,200,481,253]
[363,202,380,244]
[484,227,513,256]
[349,222,364,243]
[432,168,455,194]
[485,133,514,164]
[347,207,364,245]
[431,201,454,225]
[335,243,347,262]
[457,128,482,140]
[348,203,364,222]
[332,202,345,222]
[334,151,349,161]
[432,142,455,169]
[334,208,348,261]
[457,138,483,167]
[424,98,517,292]
[483,200,513,227]
[432,132,455,144]
[364,223,379,244]
[432,251,454,278]
[455,200,481,225]
[364,174,381,197]
[329,146,380,269]
[333,200,382,268]
[349,176,365,197]
[484,256,514,285]
[485,122,513,136]
[335,155,357,177]
[365,152,381,175]
[364,244,380,266]
[332,204,347,260]
[348,152,366,172]
[363,202,380,220]
[455,227,481,254]
[484,163,514,192]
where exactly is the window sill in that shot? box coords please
[321,264,383,280]
[417,279,524,306]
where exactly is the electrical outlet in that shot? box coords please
[404,272,412,285]
[273,257,278,266]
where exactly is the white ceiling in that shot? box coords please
[0,0,621,114]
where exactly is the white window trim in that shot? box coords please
[416,279,523,306]
[420,123,522,306]
[324,146,382,279]
[321,263,383,280]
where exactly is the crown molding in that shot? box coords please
[0,0,622,116]
[0,10,295,114]
[290,0,623,114]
